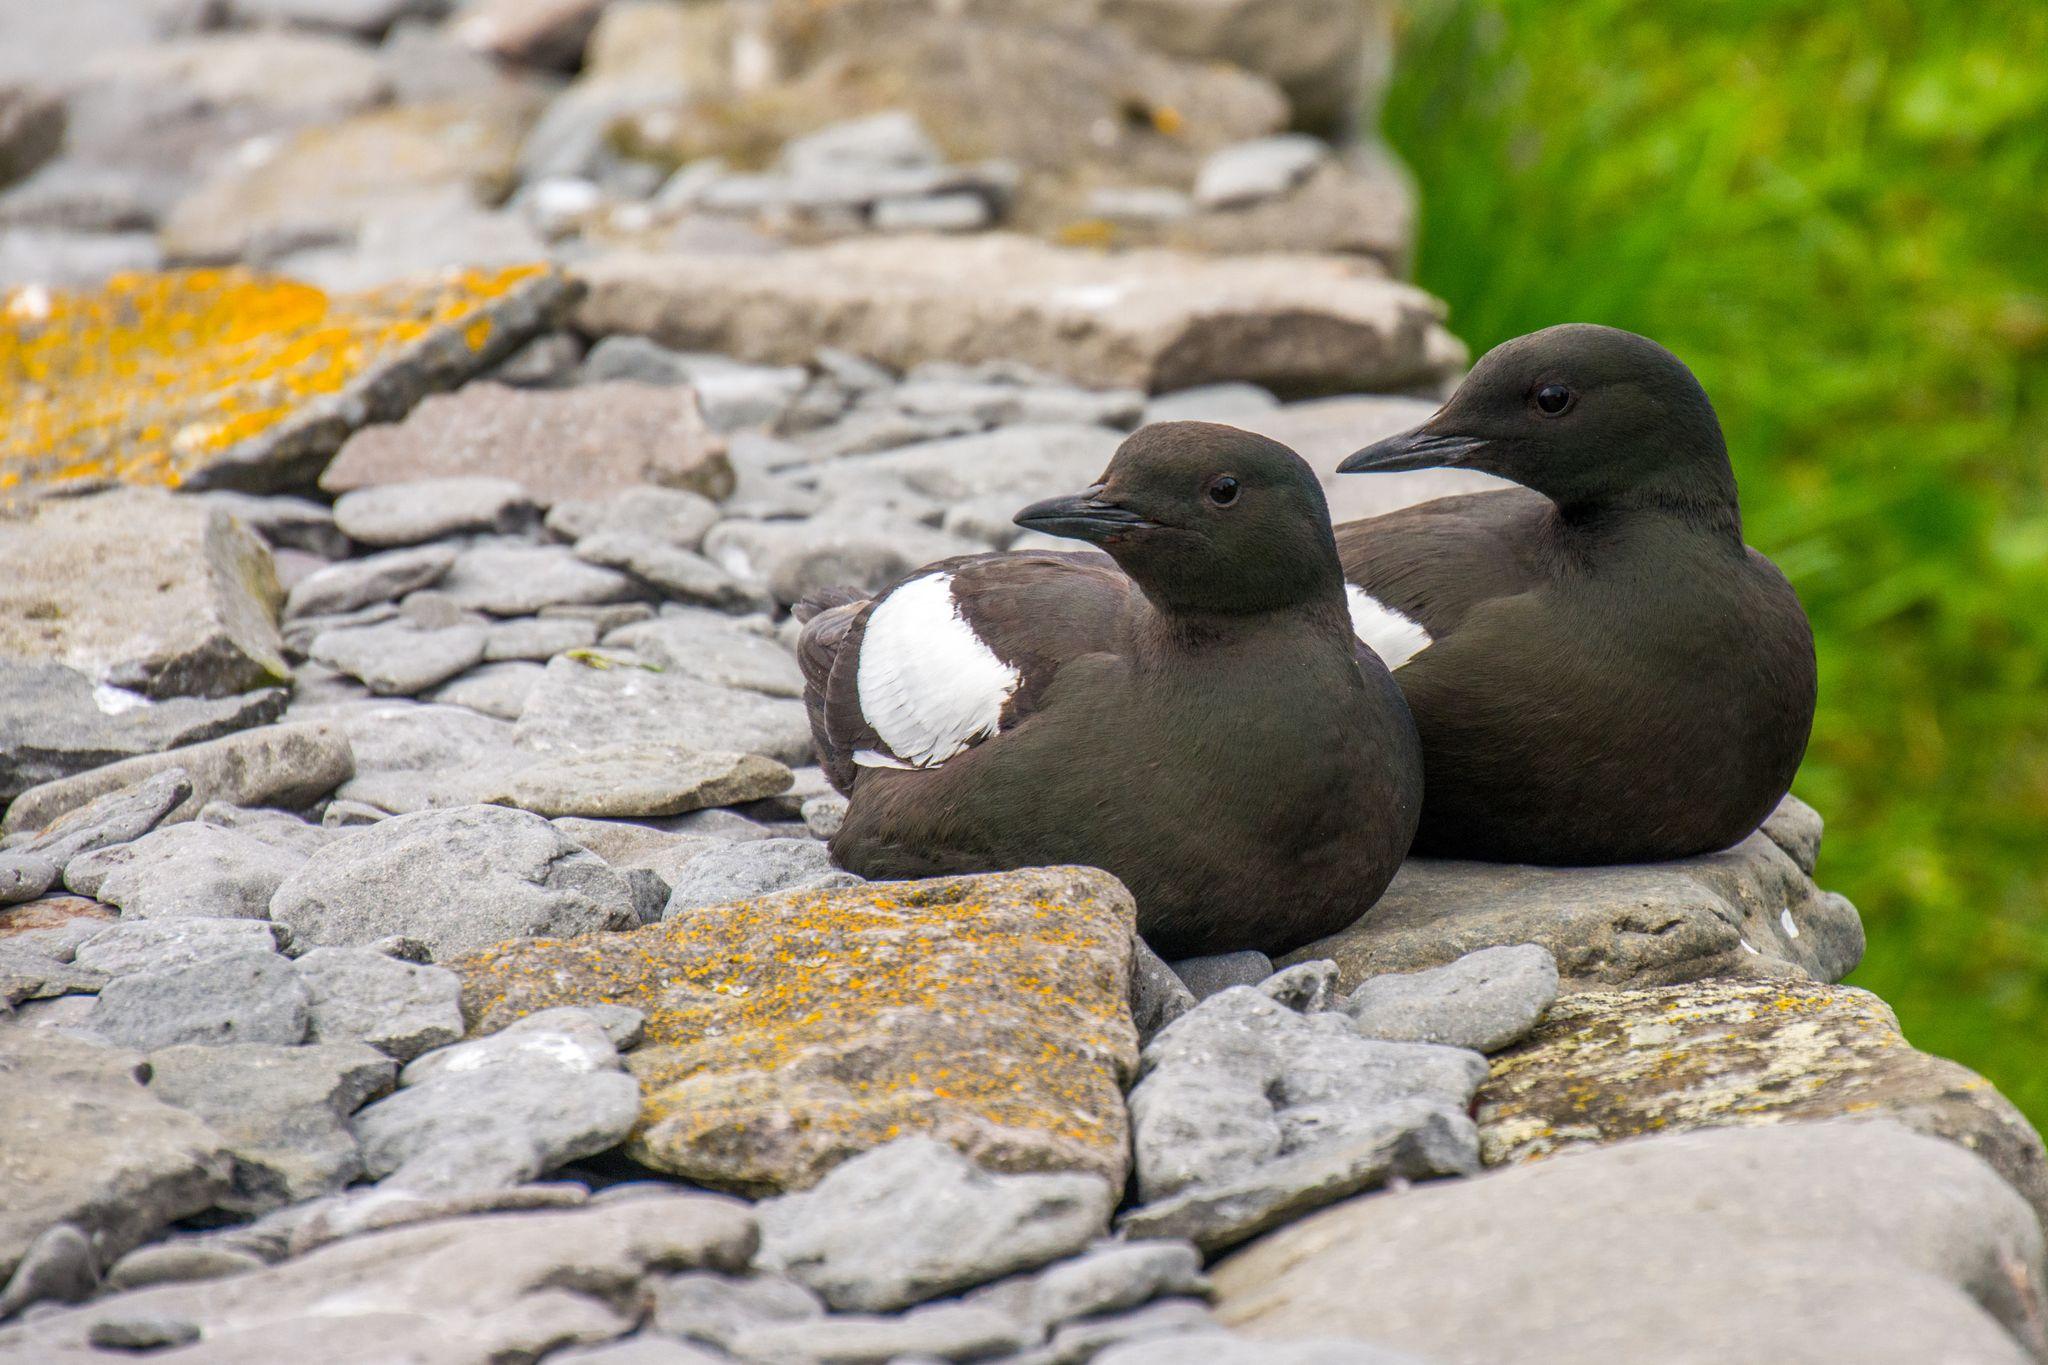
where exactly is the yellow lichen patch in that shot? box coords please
[0,264,549,494]
[1473,979,2048,1223]
[451,866,1140,1196]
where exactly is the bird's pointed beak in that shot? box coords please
[1338,424,1490,474]
[1013,485,1160,545]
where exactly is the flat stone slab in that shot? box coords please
[2,719,352,837]
[1,266,571,496]
[1283,801,1863,995]
[0,1195,757,1362]
[320,380,734,506]
[452,867,1140,1195]
[513,653,814,768]
[1211,1120,2048,1365]
[573,235,1460,396]
[1474,978,2048,1233]
[0,1030,232,1288]
[484,744,792,819]
[0,489,290,701]
[0,664,287,806]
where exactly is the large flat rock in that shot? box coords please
[0,489,291,700]
[1282,800,1863,995]
[320,381,733,506]
[1,266,573,496]
[0,1193,756,1360]
[573,235,1459,396]
[452,867,1140,1195]
[0,1031,232,1286]
[1475,978,2048,1232]
[1211,1120,2048,1365]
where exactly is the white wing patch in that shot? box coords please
[855,572,1022,769]
[1346,584,1433,671]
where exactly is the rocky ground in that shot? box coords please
[3,2,2047,1364]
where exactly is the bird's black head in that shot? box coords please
[1339,325,1739,524]
[1014,421,1344,616]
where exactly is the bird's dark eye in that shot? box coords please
[1534,384,1573,416]
[1206,476,1240,507]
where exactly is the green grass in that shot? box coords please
[1380,0,2048,1123]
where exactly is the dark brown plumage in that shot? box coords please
[799,422,1423,957]
[1335,324,1817,864]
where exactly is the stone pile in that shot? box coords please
[1,2,2044,1362]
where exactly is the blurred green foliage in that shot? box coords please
[1381,0,2048,1120]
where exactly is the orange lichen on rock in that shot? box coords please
[452,866,1140,1195]
[0,264,563,496]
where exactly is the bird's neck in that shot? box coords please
[1554,467,1744,550]
[1139,588,1353,656]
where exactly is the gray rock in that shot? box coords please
[320,798,389,828]
[1171,952,1273,1001]
[294,945,465,1062]
[1143,383,1281,426]
[879,379,1143,429]
[1086,185,1196,223]
[651,1271,825,1350]
[0,1195,758,1361]
[87,951,312,1050]
[801,793,849,840]
[1210,1121,2048,1365]
[0,490,291,700]
[756,1136,1114,1312]
[284,543,458,619]
[200,491,350,559]
[514,653,815,767]
[1048,1299,1217,1359]
[428,659,547,719]
[283,602,400,655]
[1258,960,1340,1013]
[318,698,529,815]
[1120,988,1487,1253]
[1097,1336,1427,1365]
[0,663,287,805]
[270,804,641,958]
[781,112,942,178]
[483,615,601,662]
[87,1313,201,1351]
[604,612,804,698]
[1129,940,1198,1046]
[546,486,722,551]
[489,330,585,388]
[195,802,335,858]
[576,532,768,611]
[438,542,643,617]
[73,919,288,978]
[104,1242,269,1292]
[0,852,56,905]
[872,191,992,232]
[1283,813,1865,994]
[1193,134,1331,208]
[552,1336,731,1365]
[280,1181,592,1255]
[64,821,306,921]
[332,477,538,547]
[310,621,489,696]
[484,744,793,819]
[730,1301,1031,1362]
[0,1030,231,1289]
[0,1225,97,1322]
[352,1009,641,1194]
[1,718,351,837]
[0,939,105,1006]
[1029,1241,1208,1329]
[1763,791,1826,876]
[2,768,191,870]
[1344,944,1560,1053]
[661,838,859,917]
[703,513,985,608]
[144,1042,395,1212]
[551,816,730,866]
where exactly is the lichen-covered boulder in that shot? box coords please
[452,867,1140,1195]
[1475,979,2048,1231]
[0,265,572,497]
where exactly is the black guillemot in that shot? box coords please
[797,421,1424,957]
[1333,323,1817,864]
